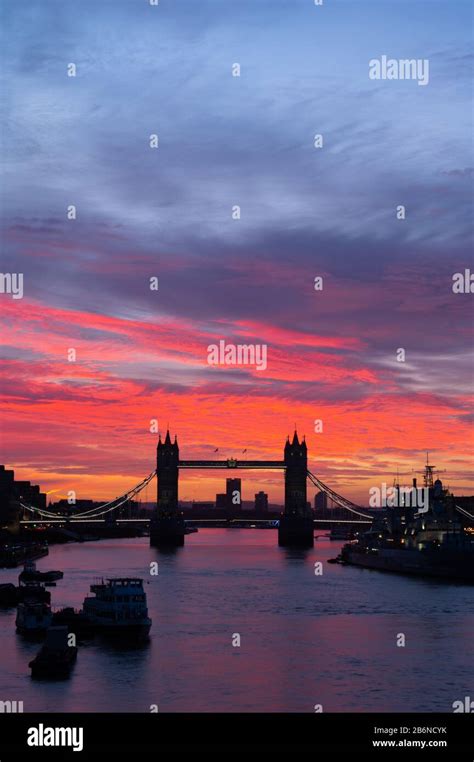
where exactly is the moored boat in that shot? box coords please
[52,607,96,638]
[0,583,19,606]
[341,462,474,582]
[18,583,51,604]
[19,560,63,584]
[16,600,52,637]
[29,626,77,679]
[82,578,151,639]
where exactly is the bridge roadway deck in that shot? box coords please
[20,518,371,525]
[178,460,285,469]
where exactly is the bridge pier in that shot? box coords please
[278,514,314,548]
[150,515,185,547]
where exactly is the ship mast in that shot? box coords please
[421,452,446,489]
[423,452,435,489]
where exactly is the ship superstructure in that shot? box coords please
[341,459,474,581]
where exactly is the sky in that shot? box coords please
[1,0,473,506]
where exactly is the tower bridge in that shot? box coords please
[20,429,376,548]
[151,429,358,548]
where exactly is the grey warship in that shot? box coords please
[341,460,474,582]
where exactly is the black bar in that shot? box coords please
[0,713,472,758]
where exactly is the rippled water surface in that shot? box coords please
[0,530,472,712]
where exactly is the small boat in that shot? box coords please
[0,583,19,606]
[19,560,63,584]
[18,583,51,604]
[29,626,77,679]
[52,607,96,638]
[16,600,52,638]
[82,578,151,639]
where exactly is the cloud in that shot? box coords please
[1,0,472,502]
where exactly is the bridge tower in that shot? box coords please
[150,430,185,547]
[278,431,314,547]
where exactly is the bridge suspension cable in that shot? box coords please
[455,504,474,521]
[22,492,133,520]
[307,470,373,520]
[21,468,374,522]
[21,504,69,519]
[21,470,156,520]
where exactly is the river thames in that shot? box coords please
[0,530,472,713]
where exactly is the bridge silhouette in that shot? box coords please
[20,431,474,547]
[21,431,373,548]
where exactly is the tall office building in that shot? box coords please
[226,478,242,512]
[254,491,269,513]
[215,493,227,509]
[0,465,47,530]
[314,490,328,512]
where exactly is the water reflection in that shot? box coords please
[0,530,472,712]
